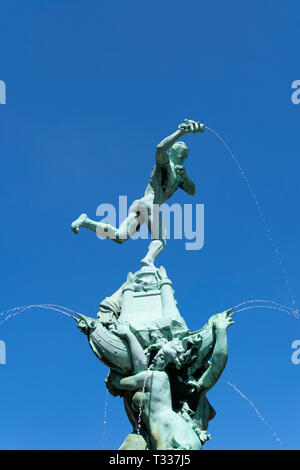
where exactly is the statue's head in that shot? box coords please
[150,344,178,371]
[169,141,189,164]
[147,336,191,371]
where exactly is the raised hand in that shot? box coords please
[111,320,131,338]
[212,310,235,330]
[178,119,205,133]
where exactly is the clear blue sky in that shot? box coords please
[0,0,299,450]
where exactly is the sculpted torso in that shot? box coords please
[131,370,202,450]
[144,160,182,206]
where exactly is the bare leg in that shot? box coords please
[141,209,166,267]
[71,210,144,244]
[71,213,91,234]
[140,240,166,267]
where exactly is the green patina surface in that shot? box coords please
[71,120,234,450]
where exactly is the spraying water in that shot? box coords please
[229,299,299,320]
[0,126,295,451]
[206,126,296,309]
[224,380,283,447]
[234,304,299,318]
[101,389,109,449]
[233,298,296,312]
[136,369,151,435]
[0,303,81,325]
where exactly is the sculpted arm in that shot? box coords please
[156,127,187,166]
[113,323,148,373]
[110,370,149,391]
[156,119,204,165]
[110,323,150,391]
[198,311,234,392]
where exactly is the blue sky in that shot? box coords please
[0,0,299,450]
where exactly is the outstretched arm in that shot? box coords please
[113,322,148,374]
[197,311,234,392]
[110,370,150,391]
[156,128,186,166]
[156,119,204,166]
